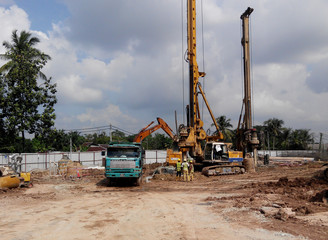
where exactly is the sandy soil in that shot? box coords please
[1,162,328,240]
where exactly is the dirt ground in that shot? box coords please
[1,162,328,240]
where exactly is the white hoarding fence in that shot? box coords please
[0,150,167,172]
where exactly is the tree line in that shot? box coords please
[0,30,315,153]
[212,116,314,150]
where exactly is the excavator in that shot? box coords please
[133,117,182,166]
[133,117,177,143]
[177,1,259,176]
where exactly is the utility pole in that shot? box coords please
[319,132,323,153]
[70,136,72,158]
[110,124,113,142]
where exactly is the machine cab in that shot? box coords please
[204,142,229,161]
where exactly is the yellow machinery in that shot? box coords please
[177,2,258,175]
[19,172,32,187]
[178,0,229,164]
[178,0,223,161]
[166,149,182,166]
[0,172,32,189]
[0,175,20,189]
[0,158,33,188]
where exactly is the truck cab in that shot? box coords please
[104,142,144,186]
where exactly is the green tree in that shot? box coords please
[112,130,126,141]
[279,128,292,150]
[289,129,313,150]
[0,30,57,152]
[94,132,111,144]
[40,130,86,152]
[263,118,284,150]
[211,115,234,142]
[141,133,173,150]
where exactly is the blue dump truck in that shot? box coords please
[103,142,144,186]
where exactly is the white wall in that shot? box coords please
[0,150,167,172]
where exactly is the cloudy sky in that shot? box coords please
[0,0,327,139]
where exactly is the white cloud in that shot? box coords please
[78,54,134,91]
[0,5,30,62]
[57,74,102,103]
[77,104,138,127]
[1,0,328,135]
[0,5,29,35]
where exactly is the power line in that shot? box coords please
[111,124,136,135]
[63,124,136,136]
[64,125,110,132]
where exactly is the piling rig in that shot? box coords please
[177,2,259,176]
[236,7,259,165]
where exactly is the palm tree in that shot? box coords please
[0,30,52,151]
[290,129,313,150]
[279,127,292,150]
[0,30,51,78]
[263,118,284,150]
[211,115,234,142]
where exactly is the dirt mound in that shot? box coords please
[143,163,164,175]
[310,189,328,203]
[293,206,312,215]
[31,169,50,177]
[152,173,176,181]
[248,176,327,199]
[259,176,326,188]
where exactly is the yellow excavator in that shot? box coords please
[0,155,32,189]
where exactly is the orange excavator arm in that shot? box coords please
[133,117,176,143]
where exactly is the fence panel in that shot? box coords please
[145,150,166,164]
[258,150,318,158]
[0,150,166,172]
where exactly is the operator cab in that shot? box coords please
[204,142,229,162]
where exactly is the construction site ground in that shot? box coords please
[1,162,328,240]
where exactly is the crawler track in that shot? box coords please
[202,165,246,177]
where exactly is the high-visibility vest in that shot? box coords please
[176,162,181,171]
[182,162,188,171]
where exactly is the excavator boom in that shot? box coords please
[134,118,176,143]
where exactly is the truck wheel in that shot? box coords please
[107,178,113,187]
[136,177,142,186]
[324,168,328,181]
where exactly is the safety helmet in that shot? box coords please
[183,159,187,162]
[177,159,181,162]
